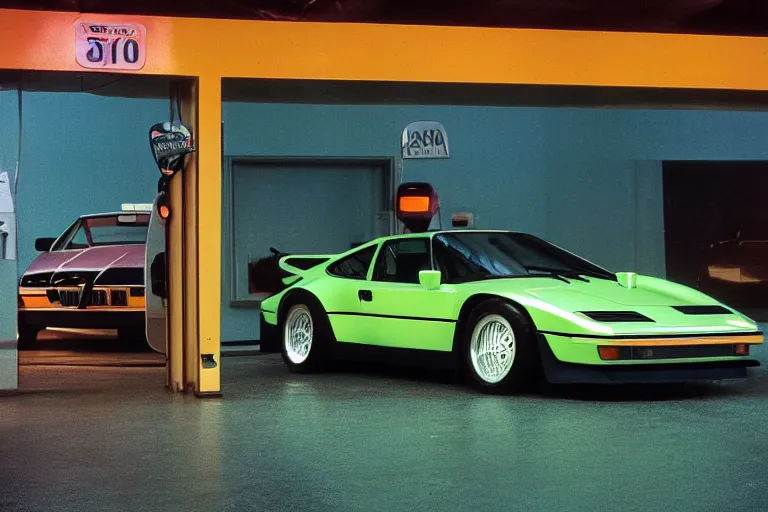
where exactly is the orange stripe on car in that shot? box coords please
[593,334,763,347]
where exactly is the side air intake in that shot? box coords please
[672,305,730,315]
[580,311,655,323]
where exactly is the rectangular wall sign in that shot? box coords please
[75,20,147,71]
[401,121,450,159]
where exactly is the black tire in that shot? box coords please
[17,322,40,350]
[118,327,149,351]
[462,299,539,394]
[279,297,332,373]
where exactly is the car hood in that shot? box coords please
[465,275,759,334]
[520,278,705,309]
[468,275,713,309]
[24,244,146,274]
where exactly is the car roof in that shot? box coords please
[79,211,151,219]
[375,229,520,242]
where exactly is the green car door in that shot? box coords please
[357,237,457,351]
[320,244,379,343]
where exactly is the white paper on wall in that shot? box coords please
[0,172,14,213]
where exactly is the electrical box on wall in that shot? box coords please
[451,211,476,228]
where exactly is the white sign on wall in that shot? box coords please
[401,121,450,159]
[0,172,16,261]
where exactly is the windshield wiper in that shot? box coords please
[525,266,617,283]
[467,272,518,282]
[524,266,574,283]
[563,269,617,281]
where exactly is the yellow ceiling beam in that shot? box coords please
[0,8,767,90]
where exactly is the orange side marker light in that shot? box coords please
[598,346,621,360]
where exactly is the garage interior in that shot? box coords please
[12,76,768,346]
[0,72,173,379]
[2,4,768,512]
[7,77,768,351]
[663,160,768,321]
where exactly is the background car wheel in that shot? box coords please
[17,322,40,350]
[280,300,330,373]
[118,327,149,351]
[463,299,538,394]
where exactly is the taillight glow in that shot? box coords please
[398,195,431,213]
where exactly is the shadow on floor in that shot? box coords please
[24,328,151,353]
[312,357,762,403]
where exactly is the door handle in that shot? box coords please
[358,290,373,302]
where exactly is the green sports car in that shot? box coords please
[258,228,763,392]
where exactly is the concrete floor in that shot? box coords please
[2,330,768,512]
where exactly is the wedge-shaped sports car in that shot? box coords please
[17,206,150,347]
[259,228,763,392]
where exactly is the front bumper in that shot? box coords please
[259,310,280,353]
[537,333,761,384]
[19,309,144,329]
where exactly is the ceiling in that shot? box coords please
[1,0,767,36]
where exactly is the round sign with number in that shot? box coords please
[74,20,147,71]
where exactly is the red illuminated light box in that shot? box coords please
[396,182,439,233]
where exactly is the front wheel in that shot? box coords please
[463,299,538,394]
[118,327,149,351]
[280,301,330,373]
[17,322,40,350]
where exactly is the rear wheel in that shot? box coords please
[462,299,538,394]
[280,300,330,373]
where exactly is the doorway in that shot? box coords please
[229,158,394,304]
[2,71,173,370]
[662,161,768,320]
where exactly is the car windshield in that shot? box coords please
[432,231,615,283]
[62,214,150,249]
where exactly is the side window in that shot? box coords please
[66,226,89,249]
[373,238,431,284]
[327,245,377,280]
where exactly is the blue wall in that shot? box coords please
[3,90,768,342]
[0,90,166,273]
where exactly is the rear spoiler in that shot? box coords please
[278,255,334,285]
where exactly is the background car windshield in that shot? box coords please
[67,215,150,248]
[433,231,614,283]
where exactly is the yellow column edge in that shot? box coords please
[196,74,222,397]
[168,173,184,392]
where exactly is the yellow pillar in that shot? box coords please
[168,169,184,392]
[167,76,222,397]
[194,74,222,397]
[180,78,200,393]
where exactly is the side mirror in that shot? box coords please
[150,252,167,299]
[35,237,56,252]
[419,270,442,290]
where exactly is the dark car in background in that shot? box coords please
[697,225,768,318]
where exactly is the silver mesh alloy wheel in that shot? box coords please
[469,314,516,383]
[284,304,313,364]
